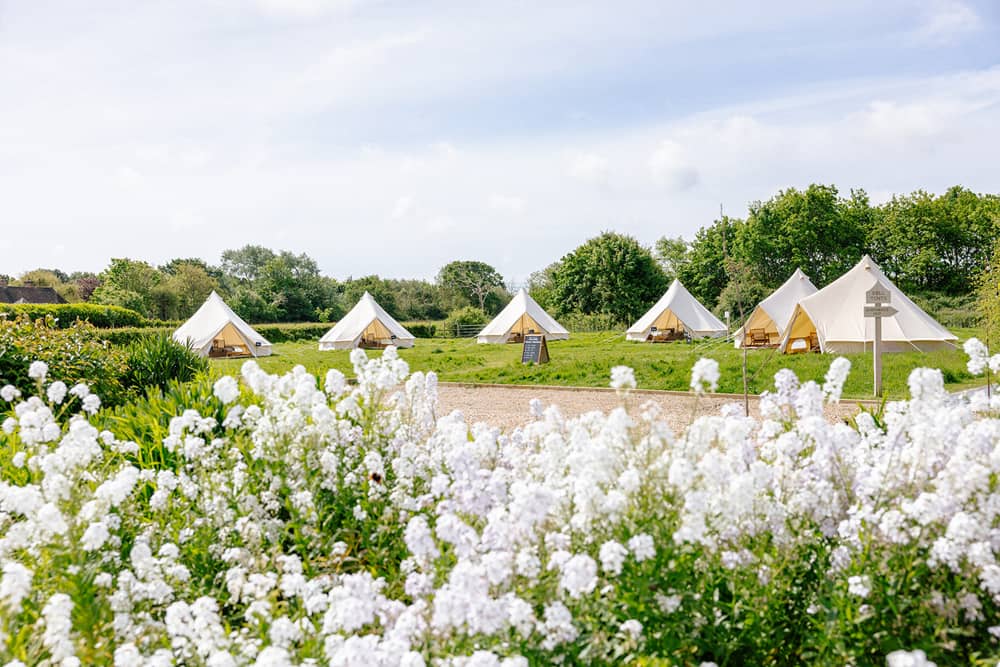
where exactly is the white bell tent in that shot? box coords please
[778,255,957,354]
[626,279,726,341]
[318,292,415,350]
[734,268,818,348]
[172,291,272,358]
[476,288,569,344]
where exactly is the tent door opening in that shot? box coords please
[784,310,820,354]
[359,318,396,349]
[506,313,544,343]
[648,309,686,342]
[209,322,254,358]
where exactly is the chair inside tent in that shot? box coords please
[741,307,780,348]
[209,322,256,358]
[783,308,821,354]
[647,309,688,342]
[359,318,397,349]
[505,313,544,343]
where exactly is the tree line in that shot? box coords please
[0,251,507,324]
[3,184,997,326]
[531,184,999,324]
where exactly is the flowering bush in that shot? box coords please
[0,314,128,407]
[1,347,999,665]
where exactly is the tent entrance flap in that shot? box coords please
[783,308,819,354]
[506,313,544,342]
[359,318,394,349]
[209,322,254,358]
[645,308,687,341]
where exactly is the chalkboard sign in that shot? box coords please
[521,334,550,364]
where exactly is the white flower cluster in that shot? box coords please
[0,347,998,664]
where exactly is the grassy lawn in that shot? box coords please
[212,329,984,400]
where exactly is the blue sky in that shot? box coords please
[2,1,999,284]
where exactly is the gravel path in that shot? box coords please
[436,383,866,432]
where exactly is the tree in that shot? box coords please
[526,262,561,313]
[978,239,1000,349]
[676,217,741,307]
[156,262,219,319]
[739,184,867,289]
[550,232,667,323]
[342,276,399,319]
[654,236,689,281]
[221,245,277,283]
[436,261,506,313]
[91,258,163,317]
[255,252,335,322]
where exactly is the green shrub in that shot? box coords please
[558,311,626,332]
[442,307,488,337]
[0,303,147,328]
[96,326,175,346]
[121,334,209,395]
[255,323,331,343]
[0,314,128,406]
[910,291,980,329]
[405,323,438,338]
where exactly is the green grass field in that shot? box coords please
[212,329,984,400]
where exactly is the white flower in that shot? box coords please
[627,534,655,562]
[69,383,90,399]
[619,618,643,639]
[1,384,21,402]
[822,357,851,403]
[610,365,636,393]
[0,562,33,612]
[886,649,937,667]
[690,357,719,394]
[213,376,240,404]
[598,541,628,576]
[964,337,988,375]
[559,554,597,599]
[81,522,111,551]
[847,575,871,598]
[82,394,101,414]
[46,381,68,405]
[28,361,49,381]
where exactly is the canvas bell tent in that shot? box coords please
[172,291,272,358]
[778,255,957,354]
[476,288,569,344]
[319,292,415,350]
[734,268,818,348]
[626,279,727,342]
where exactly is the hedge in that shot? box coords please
[0,303,147,328]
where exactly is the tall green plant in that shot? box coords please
[121,334,209,395]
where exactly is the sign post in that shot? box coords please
[864,282,897,398]
[521,334,549,364]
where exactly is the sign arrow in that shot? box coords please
[864,305,897,318]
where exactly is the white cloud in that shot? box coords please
[390,196,415,220]
[911,0,981,45]
[488,194,525,215]
[254,0,362,19]
[648,140,699,192]
[570,153,610,186]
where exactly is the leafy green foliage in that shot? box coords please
[0,314,128,405]
[0,303,147,328]
[436,260,507,313]
[552,232,668,323]
[442,306,489,337]
[121,334,209,395]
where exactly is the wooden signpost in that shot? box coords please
[521,334,549,364]
[864,281,897,397]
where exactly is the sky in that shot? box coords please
[2,0,999,285]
